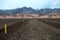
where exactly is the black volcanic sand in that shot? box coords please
[0,19,60,40]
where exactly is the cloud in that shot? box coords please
[50,0,60,8]
[44,0,60,8]
[0,0,60,9]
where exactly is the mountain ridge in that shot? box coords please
[0,7,60,15]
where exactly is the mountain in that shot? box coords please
[0,7,60,15]
[12,7,36,14]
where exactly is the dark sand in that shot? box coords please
[0,19,60,40]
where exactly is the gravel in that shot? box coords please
[0,19,60,40]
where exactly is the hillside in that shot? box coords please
[0,7,60,15]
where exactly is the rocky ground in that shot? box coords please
[0,19,60,40]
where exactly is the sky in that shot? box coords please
[0,0,60,10]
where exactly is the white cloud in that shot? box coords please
[50,0,60,8]
[0,0,60,9]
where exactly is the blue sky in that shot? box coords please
[0,0,60,10]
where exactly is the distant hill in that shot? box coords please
[0,7,60,15]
